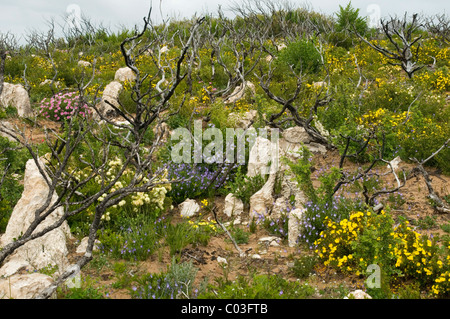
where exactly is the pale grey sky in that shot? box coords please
[0,0,448,43]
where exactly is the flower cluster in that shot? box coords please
[314,211,367,272]
[314,210,450,296]
[38,92,92,121]
[188,219,218,233]
[392,221,443,284]
[432,268,450,297]
[415,69,450,92]
[94,158,171,219]
[357,108,409,129]
[166,163,230,204]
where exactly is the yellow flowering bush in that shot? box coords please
[314,211,398,275]
[188,219,218,233]
[414,69,450,92]
[397,111,450,173]
[314,210,450,295]
[431,268,450,297]
[392,221,443,285]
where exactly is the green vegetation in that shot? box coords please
[0,1,449,300]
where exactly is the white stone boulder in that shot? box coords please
[224,81,256,104]
[76,237,101,254]
[0,273,54,299]
[114,67,136,83]
[0,159,72,279]
[280,173,307,208]
[249,173,277,219]
[247,136,279,178]
[0,158,72,300]
[94,81,123,119]
[223,193,244,218]
[258,236,281,247]
[288,208,305,247]
[39,79,61,88]
[0,83,33,117]
[229,110,258,129]
[0,120,16,142]
[271,197,292,220]
[282,126,312,144]
[344,290,372,299]
[179,199,200,218]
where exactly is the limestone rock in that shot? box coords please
[224,81,256,104]
[39,79,61,88]
[282,126,312,144]
[0,83,33,117]
[271,197,292,220]
[344,290,372,299]
[0,121,16,142]
[288,208,305,247]
[76,237,100,254]
[247,136,278,177]
[114,67,136,82]
[258,236,281,247]
[94,81,123,119]
[0,159,71,277]
[249,173,277,219]
[0,273,54,299]
[229,110,258,129]
[179,199,200,218]
[223,193,244,218]
[280,172,307,208]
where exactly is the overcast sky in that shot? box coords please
[0,0,448,44]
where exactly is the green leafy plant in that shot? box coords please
[291,255,318,279]
[225,166,267,206]
[229,226,250,245]
[199,274,315,299]
[335,2,368,34]
[131,259,201,299]
[277,38,322,74]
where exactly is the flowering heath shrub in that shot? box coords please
[38,92,92,121]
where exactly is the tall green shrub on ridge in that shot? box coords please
[277,38,322,74]
[335,2,368,35]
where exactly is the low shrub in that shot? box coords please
[199,274,316,299]
[314,210,450,296]
[277,38,322,74]
[131,259,201,299]
[38,92,92,122]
